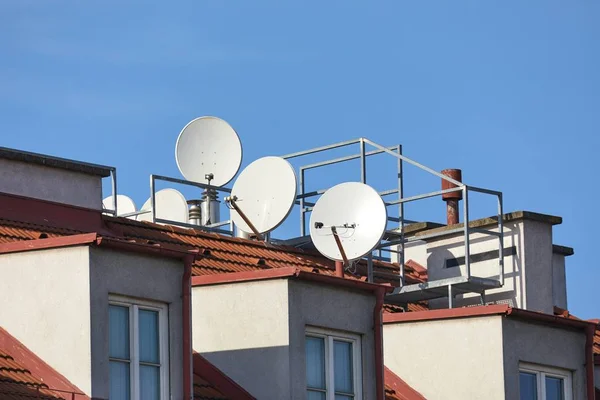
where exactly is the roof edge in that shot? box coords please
[395,211,563,240]
[553,244,575,256]
[0,146,112,177]
[0,326,88,398]
[193,352,255,400]
[0,233,198,261]
[383,304,510,324]
[383,305,596,331]
[192,268,394,293]
[0,233,98,255]
[384,366,427,400]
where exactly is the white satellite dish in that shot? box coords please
[102,195,137,218]
[175,116,243,187]
[138,188,189,224]
[309,182,387,262]
[228,156,297,237]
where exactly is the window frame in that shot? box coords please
[519,362,572,400]
[305,326,363,400]
[109,295,170,400]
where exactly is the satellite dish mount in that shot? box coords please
[225,195,263,240]
[314,222,357,266]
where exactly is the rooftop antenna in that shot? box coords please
[102,194,137,219]
[175,116,242,226]
[310,182,387,267]
[225,156,297,240]
[138,188,189,225]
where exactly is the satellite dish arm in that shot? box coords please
[226,196,263,241]
[331,226,349,266]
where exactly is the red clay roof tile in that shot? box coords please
[0,328,86,400]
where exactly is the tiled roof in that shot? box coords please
[0,193,427,287]
[384,367,427,400]
[0,328,86,400]
[192,353,255,400]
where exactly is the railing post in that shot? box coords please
[150,174,156,223]
[463,186,471,279]
[498,192,504,286]
[360,138,367,184]
[300,168,306,237]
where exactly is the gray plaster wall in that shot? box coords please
[552,253,568,310]
[89,248,184,400]
[384,316,506,400]
[288,280,377,400]
[0,158,103,209]
[502,318,587,400]
[521,221,554,314]
[0,246,93,394]
[192,279,291,399]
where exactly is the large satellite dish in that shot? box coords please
[175,116,243,187]
[309,182,387,262]
[227,156,297,238]
[102,195,136,217]
[138,188,189,224]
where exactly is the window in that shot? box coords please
[519,363,572,400]
[109,296,169,400]
[305,327,362,400]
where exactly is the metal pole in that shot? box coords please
[463,186,471,279]
[150,175,156,223]
[227,197,263,240]
[397,145,405,287]
[448,285,453,309]
[360,138,366,183]
[300,168,306,237]
[331,226,349,266]
[498,193,504,286]
[367,253,374,283]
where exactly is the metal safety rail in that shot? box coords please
[147,174,234,235]
[281,138,505,308]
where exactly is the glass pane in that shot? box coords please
[109,305,130,359]
[307,390,326,400]
[335,396,353,400]
[140,365,161,400]
[545,376,564,400]
[139,309,160,363]
[305,336,326,389]
[334,340,353,394]
[109,361,130,400]
[519,372,537,400]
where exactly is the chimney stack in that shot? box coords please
[441,169,462,225]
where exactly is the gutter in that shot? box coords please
[373,287,386,400]
[182,255,195,400]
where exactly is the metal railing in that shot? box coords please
[283,137,505,289]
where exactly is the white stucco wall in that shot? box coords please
[0,158,103,209]
[192,278,291,399]
[384,315,506,400]
[0,246,93,394]
[502,318,587,400]
[89,248,184,400]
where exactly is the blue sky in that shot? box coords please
[1,1,598,318]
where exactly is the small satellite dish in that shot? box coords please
[227,156,297,236]
[175,116,243,187]
[310,182,387,262]
[138,188,189,224]
[102,195,136,217]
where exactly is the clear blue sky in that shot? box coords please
[1,1,598,318]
